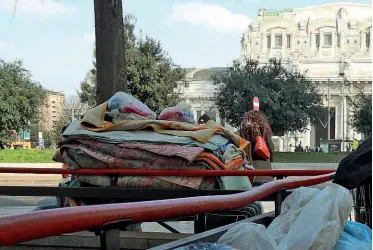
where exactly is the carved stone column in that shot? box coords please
[360,31,365,51]
[319,31,324,55]
[340,32,344,50]
[342,95,348,151]
[282,32,286,57]
[270,31,275,57]
[216,111,221,125]
[311,32,316,52]
[369,27,372,53]
[261,33,267,53]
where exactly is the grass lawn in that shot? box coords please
[273,152,349,163]
[0,149,349,163]
[0,149,56,163]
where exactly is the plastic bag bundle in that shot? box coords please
[159,103,196,123]
[107,92,156,119]
[175,243,237,250]
[269,183,353,250]
[218,222,277,250]
[266,186,321,244]
[333,221,372,250]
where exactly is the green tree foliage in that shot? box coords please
[79,14,187,112]
[347,92,372,136]
[79,69,97,108]
[48,95,89,146]
[213,59,324,135]
[0,59,45,140]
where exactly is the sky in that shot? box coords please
[0,0,371,96]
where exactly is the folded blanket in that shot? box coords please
[81,103,249,151]
[75,163,215,190]
[222,144,246,164]
[116,142,204,163]
[77,174,209,189]
[196,152,246,170]
[61,145,188,170]
[63,121,229,151]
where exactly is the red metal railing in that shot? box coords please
[0,167,335,176]
[0,173,334,245]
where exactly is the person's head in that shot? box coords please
[198,114,211,125]
[241,110,272,140]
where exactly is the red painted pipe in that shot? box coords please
[0,173,334,245]
[0,167,335,176]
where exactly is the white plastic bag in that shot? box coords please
[266,187,321,244]
[107,92,156,119]
[218,222,277,250]
[271,183,353,250]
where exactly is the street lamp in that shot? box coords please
[339,61,349,151]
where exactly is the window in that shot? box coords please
[329,107,336,139]
[324,34,332,46]
[196,110,201,120]
[366,33,370,48]
[337,34,341,48]
[267,35,271,49]
[275,35,282,47]
[52,101,56,104]
[315,34,320,48]
[286,35,291,48]
[205,111,216,122]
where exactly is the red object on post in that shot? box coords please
[253,96,260,111]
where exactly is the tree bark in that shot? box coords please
[94,0,128,105]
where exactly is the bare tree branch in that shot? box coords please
[9,0,18,22]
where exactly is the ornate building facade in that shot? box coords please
[178,68,226,125]
[241,3,372,151]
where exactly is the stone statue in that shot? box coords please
[251,21,259,32]
[299,20,306,31]
[348,20,357,30]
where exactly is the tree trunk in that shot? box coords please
[94,0,128,105]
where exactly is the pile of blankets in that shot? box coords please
[53,92,254,207]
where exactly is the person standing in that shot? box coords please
[352,139,359,151]
[239,110,274,185]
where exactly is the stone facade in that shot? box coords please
[241,3,372,151]
[178,68,238,129]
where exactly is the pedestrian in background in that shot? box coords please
[352,138,359,151]
[239,110,274,186]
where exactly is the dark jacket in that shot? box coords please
[333,137,372,190]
